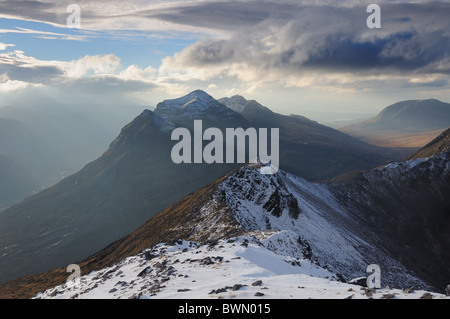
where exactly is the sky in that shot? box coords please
[0,0,449,123]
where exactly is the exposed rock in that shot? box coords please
[214,288,228,294]
[403,287,415,294]
[232,284,245,291]
[143,251,158,261]
[115,281,128,287]
[363,288,376,298]
[348,277,367,287]
[137,267,152,277]
[420,292,433,299]
[177,289,191,292]
[200,257,214,265]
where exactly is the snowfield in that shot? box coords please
[33,236,448,300]
[33,153,450,300]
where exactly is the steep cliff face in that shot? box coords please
[329,151,450,291]
[215,164,431,290]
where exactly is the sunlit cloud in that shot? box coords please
[0,0,449,117]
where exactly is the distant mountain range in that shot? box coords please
[341,99,450,148]
[2,126,449,298]
[0,103,142,211]
[0,90,405,285]
[0,153,39,211]
[219,95,400,180]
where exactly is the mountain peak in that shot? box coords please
[167,89,215,105]
[156,90,216,113]
[131,109,173,132]
[219,95,249,113]
[108,109,174,151]
[218,95,273,116]
[154,90,246,126]
[376,98,450,124]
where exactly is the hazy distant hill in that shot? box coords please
[341,99,450,148]
[0,154,39,211]
[0,103,141,210]
[219,95,402,180]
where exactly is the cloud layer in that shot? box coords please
[157,1,450,92]
[0,0,449,101]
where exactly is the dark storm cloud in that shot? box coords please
[0,63,63,83]
[0,0,58,23]
[302,31,447,72]
[160,1,450,76]
[140,0,294,31]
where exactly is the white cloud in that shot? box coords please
[0,42,14,50]
[0,73,42,92]
[0,27,88,41]
[118,65,157,82]
[0,47,160,93]
[64,54,121,78]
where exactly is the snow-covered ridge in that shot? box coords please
[155,90,222,118]
[217,164,429,290]
[34,152,450,299]
[218,95,248,113]
[375,151,450,173]
[135,109,175,133]
[33,236,448,300]
[162,90,216,110]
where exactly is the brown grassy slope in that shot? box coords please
[406,128,450,160]
[0,170,243,299]
[340,127,444,148]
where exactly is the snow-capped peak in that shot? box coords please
[218,95,249,113]
[164,90,215,107]
[154,90,245,125]
[156,90,218,115]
